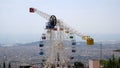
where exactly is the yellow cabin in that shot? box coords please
[65,31,69,33]
[86,38,94,45]
[82,36,90,40]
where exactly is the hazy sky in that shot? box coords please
[0,0,120,44]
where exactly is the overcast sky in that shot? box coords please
[0,0,120,44]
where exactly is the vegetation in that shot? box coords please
[74,61,84,68]
[100,54,120,68]
[8,63,11,68]
[113,49,120,52]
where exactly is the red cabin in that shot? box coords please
[60,28,64,31]
[53,28,57,31]
[29,8,35,13]
[70,57,74,60]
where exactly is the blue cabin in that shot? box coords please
[42,36,46,39]
[39,52,44,55]
[72,42,76,45]
[72,50,76,52]
[39,44,44,47]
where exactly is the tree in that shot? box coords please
[100,54,120,68]
[116,57,120,68]
[74,61,84,68]
[8,63,11,68]
[3,62,5,68]
[118,57,120,64]
[100,60,107,67]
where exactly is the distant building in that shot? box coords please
[89,60,100,68]
[19,66,31,68]
[19,63,31,68]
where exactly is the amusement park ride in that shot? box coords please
[29,7,94,68]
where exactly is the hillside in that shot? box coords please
[0,41,120,64]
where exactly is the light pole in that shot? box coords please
[3,55,7,68]
[100,42,102,60]
[100,42,104,68]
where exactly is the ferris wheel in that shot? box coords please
[29,7,94,68]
